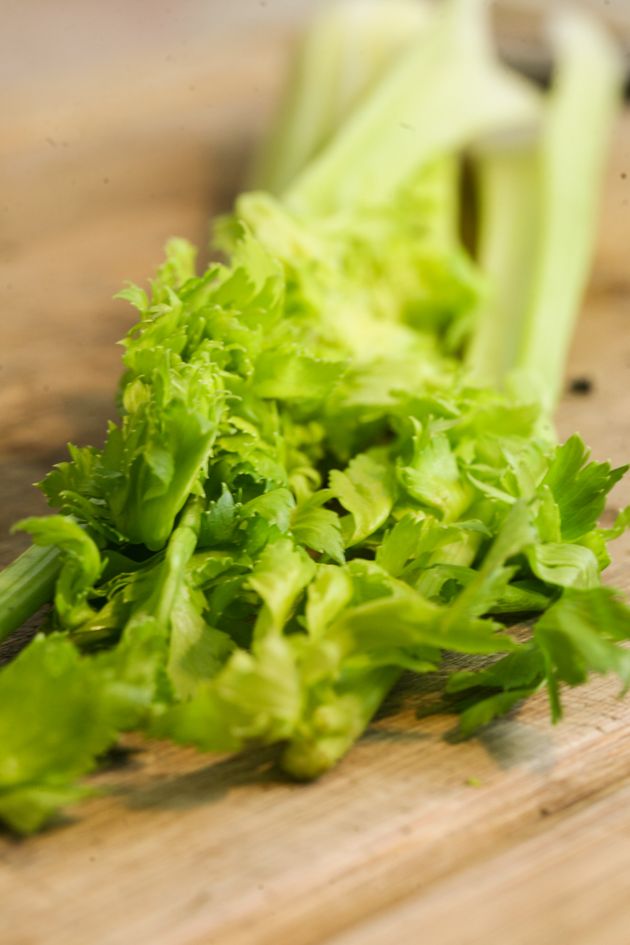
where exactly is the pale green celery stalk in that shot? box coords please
[513,10,623,412]
[0,545,61,643]
[469,10,622,410]
[465,141,541,388]
[285,0,541,215]
[253,0,432,194]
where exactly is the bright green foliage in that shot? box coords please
[542,436,628,542]
[0,636,117,834]
[535,589,630,720]
[0,0,627,833]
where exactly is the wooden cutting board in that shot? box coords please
[1,8,630,945]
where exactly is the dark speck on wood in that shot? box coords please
[569,376,593,395]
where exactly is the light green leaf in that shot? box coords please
[329,452,396,545]
[248,539,315,637]
[291,492,345,563]
[526,542,600,590]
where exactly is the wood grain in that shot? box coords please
[2,671,630,945]
[1,9,630,945]
[324,778,630,945]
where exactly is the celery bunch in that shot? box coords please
[0,0,627,834]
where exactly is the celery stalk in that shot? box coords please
[253,0,432,194]
[514,9,623,411]
[286,0,541,215]
[465,142,541,389]
[466,9,622,411]
[0,546,60,643]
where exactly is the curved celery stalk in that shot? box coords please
[466,10,622,412]
[253,0,432,194]
[513,10,623,412]
[286,0,541,215]
[0,546,61,643]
